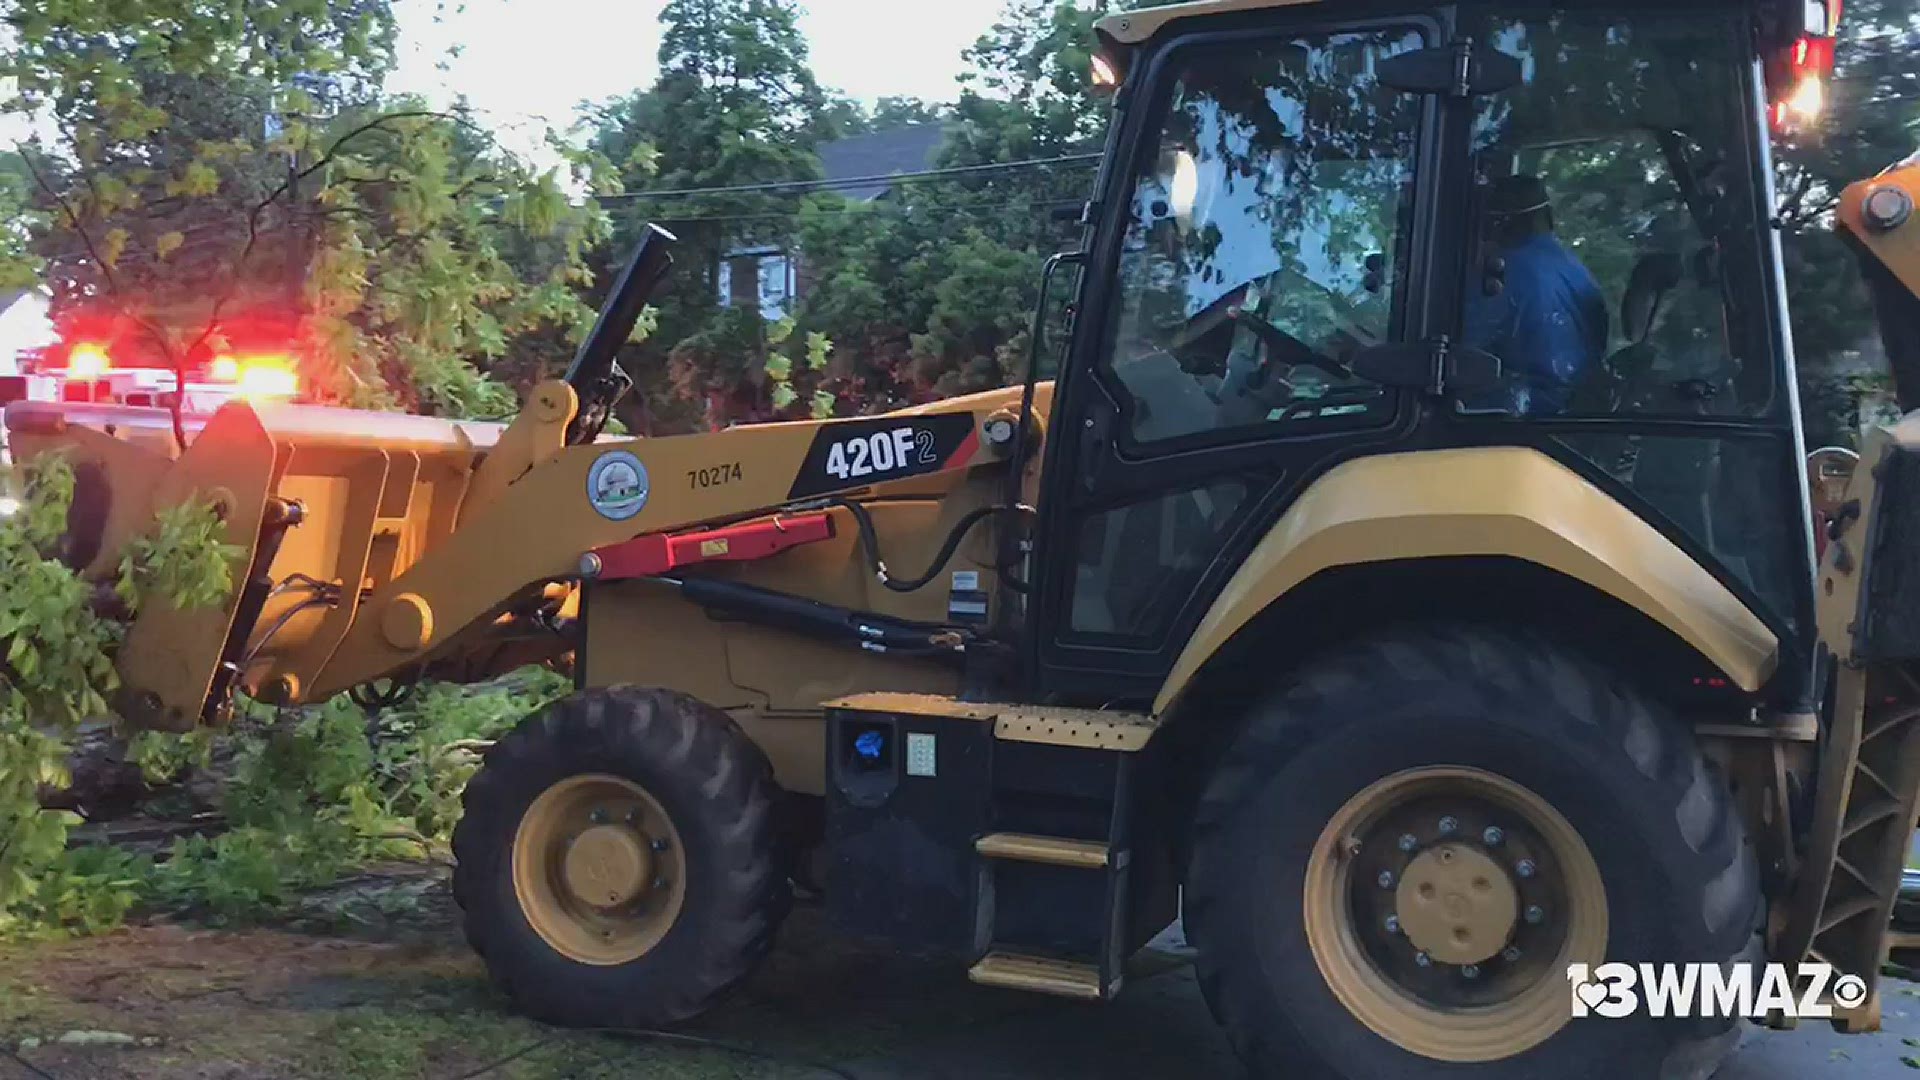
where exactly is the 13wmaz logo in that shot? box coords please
[1567,962,1868,1019]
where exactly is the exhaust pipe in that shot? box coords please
[563,223,676,444]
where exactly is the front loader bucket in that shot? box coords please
[4,397,513,730]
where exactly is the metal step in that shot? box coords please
[975,832,1111,869]
[968,950,1112,999]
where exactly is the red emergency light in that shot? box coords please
[64,342,111,379]
[1767,1,1842,132]
[209,353,300,399]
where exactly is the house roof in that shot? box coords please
[818,124,951,202]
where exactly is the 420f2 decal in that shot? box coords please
[786,413,979,500]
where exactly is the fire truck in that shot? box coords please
[3,330,303,413]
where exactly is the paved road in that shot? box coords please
[795,918,1920,1079]
[837,965,1920,1079]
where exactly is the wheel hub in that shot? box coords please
[512,773,687,966]
[1302,766,1608,1063]
[563,824,654,908]
[1394,842,1516,966]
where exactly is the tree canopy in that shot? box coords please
[2,0,610,418]
[3,0,1915,446]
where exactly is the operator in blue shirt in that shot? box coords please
[1463,175,1609,414]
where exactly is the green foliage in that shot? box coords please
[589,0,829,430]
[7,845,148,935]
[367,674,569,843]
[116,500,246,613]
[141,672,568,923]
[3,1,609,419]
[0,153,46,290]
[0,662,569,934]
[768,2,1106,413]
[0,456,236,936]
[127,728,215,784]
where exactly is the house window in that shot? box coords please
[717,247,795,322]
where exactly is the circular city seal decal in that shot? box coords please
[586,450,649,521]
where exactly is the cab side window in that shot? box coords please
[1103,28,1426,447]
[1457,11,1772,419]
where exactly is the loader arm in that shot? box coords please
[1784,152,1920,1017]
[1839,152,1920,410]
[304,381,1033,702]
[3,378,1044,727]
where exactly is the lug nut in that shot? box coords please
[1482,826,1504,846]
[589,809,609,825]
[1438,816,1458,835]
[1378,870,1396,889]
[650,837,671,852]
[1397,833,1418,852]
[1384,915,1401,934]
[1515,859,1536,879]
[1414,951,1432,968]
[1347,837,1364,856]
[1525,905,1545,924]
[1462,964,1480,980]
[1503,946,1523,962]
[652,876,669,891]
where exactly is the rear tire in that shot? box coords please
[1186,626,1758,1080]
[452,687,788,1028]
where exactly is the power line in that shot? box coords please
[590,152,1102,202]
[38,193,1082,266]
[35,154,1098,263]
[646,192,1083,225]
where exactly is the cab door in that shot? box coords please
[1026,14,1447,703]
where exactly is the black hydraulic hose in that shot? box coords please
[658,575,966,656]
[828,499,1031,593]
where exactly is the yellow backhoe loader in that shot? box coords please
[12,0,1920,1076]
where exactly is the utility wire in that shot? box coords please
[591,152,1101,202]
[44,193,1085,266]
[37,157,1097,265]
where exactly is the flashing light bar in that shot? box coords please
[65,343,111,379]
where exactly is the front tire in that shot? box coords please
[1186,627,1758,1080]
[452,687,788,1028]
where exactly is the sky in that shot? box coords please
[387,0,1011,152]
[1,1,1013,161]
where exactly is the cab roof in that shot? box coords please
[1094,0,1323,45]
[1093,0,1777,45]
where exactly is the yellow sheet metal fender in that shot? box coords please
[1152,446,1780,715]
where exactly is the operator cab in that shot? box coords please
[1027,0,1820,709]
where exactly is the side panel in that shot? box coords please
[581,578,960,795]
[1153,446,1780,714]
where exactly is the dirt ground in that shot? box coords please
[4,867,1920,1080]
